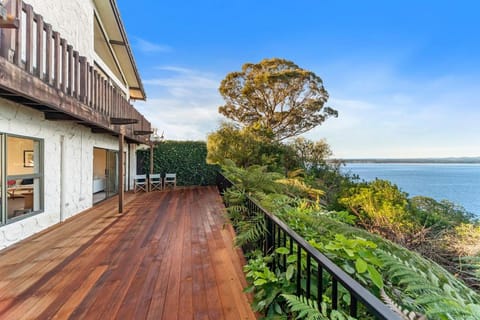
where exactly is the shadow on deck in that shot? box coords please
[0,186,256,319]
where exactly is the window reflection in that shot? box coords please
[7,177,41,220]
[3,135,43,222]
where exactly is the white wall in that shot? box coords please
[22,0,95,63]
[19,0,129,98]
[0,99,127,249]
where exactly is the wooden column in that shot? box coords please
[118,126,125,213]
[150,144,154,175]
[149,143,154,192]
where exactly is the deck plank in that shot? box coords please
[0,187,255,320]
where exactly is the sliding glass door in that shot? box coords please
[106,150,118,198]
[0,134,3,220]
[92,148,118,204]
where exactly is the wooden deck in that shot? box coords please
[0,187,256,320]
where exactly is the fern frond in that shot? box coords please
[235,215,266,247]
[405,284,443,294]
[282,294,325,320]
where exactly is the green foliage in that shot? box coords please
[276,169,325,201]
[378,249,480,319]
[282,294,324,320]
[222,161,285,199]
[243,253,295,316]
[218,58,338,141]
[221,162,480,319]
[234,212,267,248]
[207,122,275,168]
[282,294,357,320]
[322,211,357,225]
[137,141,219,186]
[338,179,417,245]
[288,137,332,172]
[410,196,475,232]
[322,234,383,290]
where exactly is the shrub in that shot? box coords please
[137,141,219,186]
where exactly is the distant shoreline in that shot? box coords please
[340,157,480,164]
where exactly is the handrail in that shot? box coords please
[0,0,150,141]
[216,172,401,319]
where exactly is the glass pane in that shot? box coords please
[7,136,39,175]
[21,10,26,62]
[93,148,106,203]
[7,177,40,220]
[0,134,3,222]
[106,151,118,197]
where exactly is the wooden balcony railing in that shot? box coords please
[216,172,401,319]
[0,0,150,143]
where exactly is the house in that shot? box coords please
[0,0,152,248]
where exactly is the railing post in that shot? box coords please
[306,254,311,299]
[296,244,302,295]
[332,277,338,310]
[88,64,93,107]
[24,4,33,73]
[350,295,358,318]
[94,70,99,110]
[67,44,73,95]
[44,23,52,84]
[13,0,22,66]
[53,31,60,89]
[317,265,323,309]
[60,39,67,92]
[73,51,79,99]
[264,213,273,256]
[79,57,87,103]
[35,13,44,79]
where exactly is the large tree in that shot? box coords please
[218,58,338,141]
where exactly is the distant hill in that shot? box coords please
[341,157,480,164]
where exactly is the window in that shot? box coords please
[0,134,44,224]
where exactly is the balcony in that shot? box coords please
[0,0,151,144]
[0,187,256,319]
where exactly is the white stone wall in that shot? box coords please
[22,0,95,63]
[0,99,137,249]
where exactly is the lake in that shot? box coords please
[343,163,480,215]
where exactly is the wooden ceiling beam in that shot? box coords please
[44,112,77,121]
[110,117,138,125]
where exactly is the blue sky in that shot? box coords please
[117,0,480,158]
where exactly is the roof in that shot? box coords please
[93,0,146,100]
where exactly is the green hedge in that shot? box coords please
[137,141,219,186]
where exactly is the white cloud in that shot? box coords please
[143,66,220,90]
[305,73,480,158]
[132,67,224,141]
[134,38,172,53]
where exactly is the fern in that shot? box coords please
[282,294,358,320]
[235,214,267,247]
[282,294,325,320]
[380,288,426,320]
[378,249,480,319]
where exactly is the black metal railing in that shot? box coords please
[216,172,400,320]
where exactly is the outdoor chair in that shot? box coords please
[149,173,162,191]
[163,173,176,189]
[134,174,148,192]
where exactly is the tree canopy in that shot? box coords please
[288,137,332,170]
[218,58,338,141]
